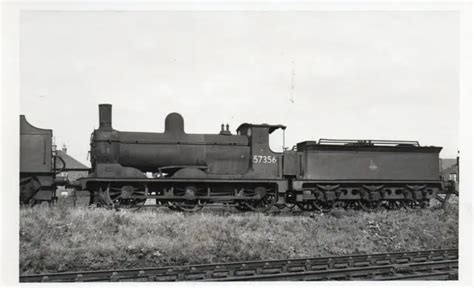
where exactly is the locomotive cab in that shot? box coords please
[237,123,286,179]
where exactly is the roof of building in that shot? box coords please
[56,150,89,171]
[441,164,458,175]
[440,158,457,171]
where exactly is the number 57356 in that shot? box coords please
[253,155,277,164]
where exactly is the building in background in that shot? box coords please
[439,157,459,191]
[55,144,89,196]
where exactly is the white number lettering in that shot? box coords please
[253,155,277,164]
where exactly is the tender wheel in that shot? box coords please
[286,203,297,210]
[296,201,317,211]
[404,200,420,209]
[419,200,430,208]
[314,200,334,212]
[274,204,287,210]
[404,200,424,209]
[20,177,41,205]
[387,200,406,210]
[358,199,382,212]
[344,201,359,210]
[274,203,296,210]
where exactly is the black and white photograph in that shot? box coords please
[1,1,472,286]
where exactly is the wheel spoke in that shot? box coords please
[245,187,276,212]
[313,200,333,212]
[297,201,316,211]
[358,199,382,212]
[235,202,252,211]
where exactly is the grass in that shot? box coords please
[19,197,458,274]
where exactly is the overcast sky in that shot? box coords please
[20,10,460,166]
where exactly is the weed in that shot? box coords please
[20,198,458,274]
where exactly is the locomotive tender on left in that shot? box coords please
[20,115,68,204]
[79,104,444,212]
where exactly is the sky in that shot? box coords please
[20,10,460,166]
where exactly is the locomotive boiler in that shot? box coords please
[80,104,445,212]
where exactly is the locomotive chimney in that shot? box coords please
[99,104,113,130]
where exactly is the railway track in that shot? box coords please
[20,248,458,282]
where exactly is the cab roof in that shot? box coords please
[236,123,286,134]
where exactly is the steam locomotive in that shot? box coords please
[77,104,444,212]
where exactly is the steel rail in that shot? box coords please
[20,248,458,282]
[378,271,458,281]
[209,260,458,281]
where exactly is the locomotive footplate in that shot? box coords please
[81,177,287,211]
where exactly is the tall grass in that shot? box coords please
[20,198,458,274]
